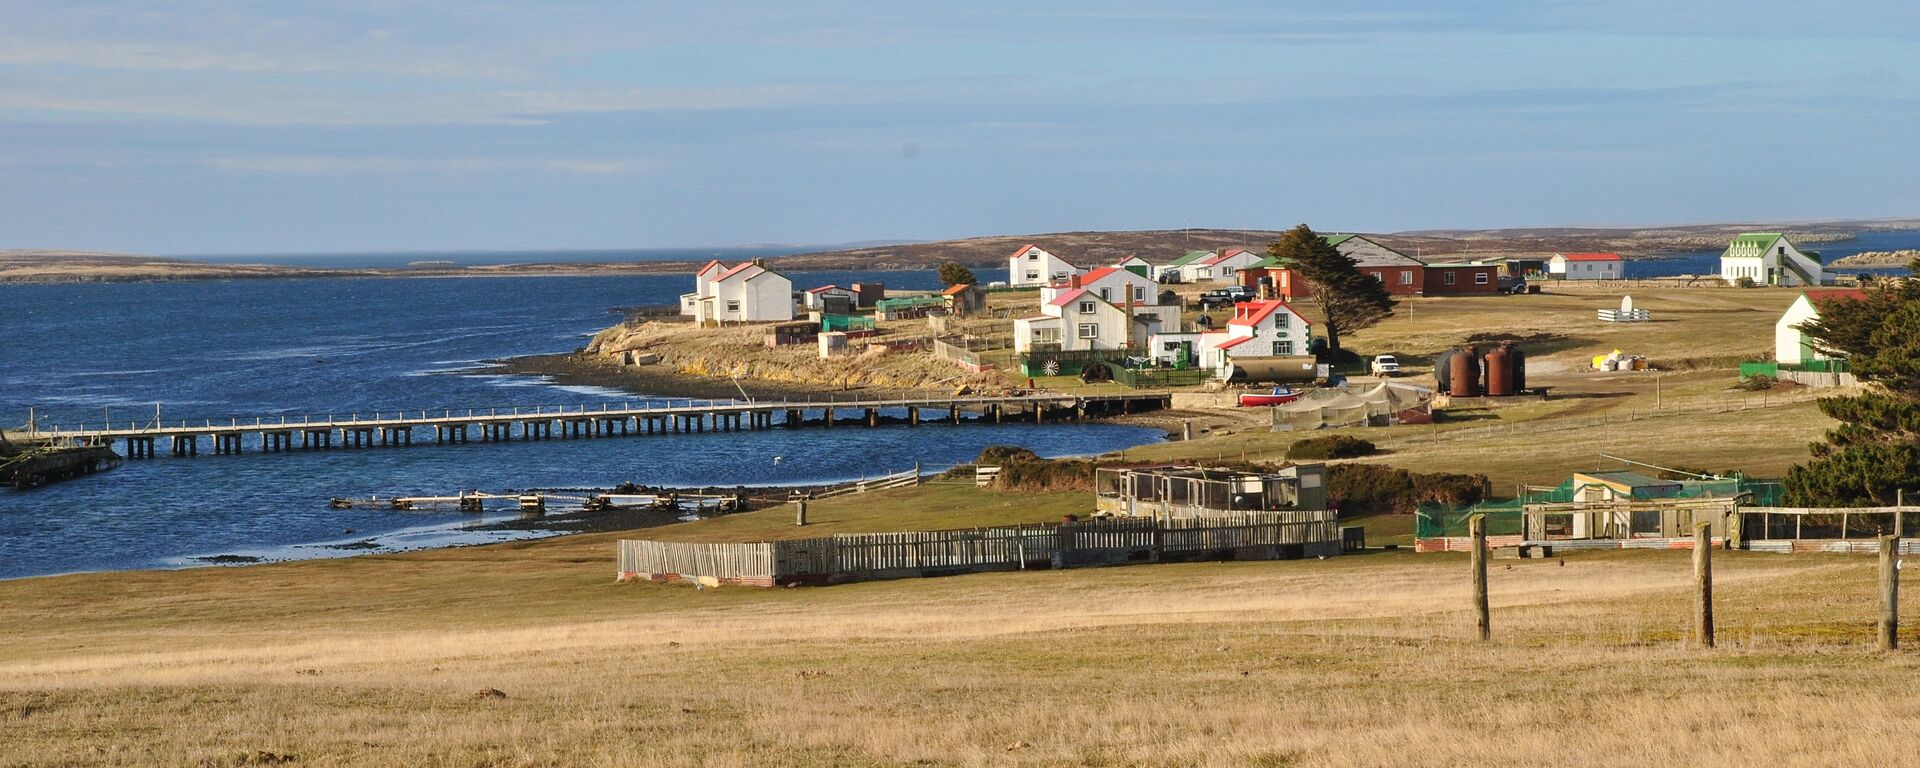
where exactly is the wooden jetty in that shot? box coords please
[25,393,1169,461]
[329,488,744,516]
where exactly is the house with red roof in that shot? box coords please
[1549,252,1624,280]
[678,259,795,323]
[1013,287,1172,354]
[1007,244,1085,287]
[1239,235,1428,299]
[1188,300,1311,371]
[1039,264,1156,306]
[1775,289,1867,365]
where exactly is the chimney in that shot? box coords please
[752,257,766,267]
[1069,275,1082,289]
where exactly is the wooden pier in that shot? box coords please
[26,393,1169,460]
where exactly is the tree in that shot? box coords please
[1783,260,1920,506]
[936,262,977,286]
[1266,224,1395,354]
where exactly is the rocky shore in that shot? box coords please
[1830,249,1920,268]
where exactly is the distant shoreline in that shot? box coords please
[6,221,1916,285]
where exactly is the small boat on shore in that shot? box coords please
[1237,387,1301,407]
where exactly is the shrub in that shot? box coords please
[1732,374,1777,391]
[975,445,1040,464]
[1326,463,1487,516]
[1734,276,1756,289]
[1285,435,1377,460]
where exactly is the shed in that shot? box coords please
[941,283,986,316]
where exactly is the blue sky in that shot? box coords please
[1,1,1916,254]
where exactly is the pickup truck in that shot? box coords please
[1370,354,1401,376]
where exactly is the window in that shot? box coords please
[1025,270,1040,280]
[1222,267,1235,276]
[1778,246,1786,256]
[1474,273,1489,285]
[1028,252,1039,261]
[1400,270,1414,285]
[1098,287,1111,301]
[1078,301,1096,314]
[1443,272,1456,286]
[1271,340,1293,355]
[1077,323,1099,339]
[1373,272,1383,282]
[1133,287,1146,301]
[1273,312,1288,328]
[725,300,740,312]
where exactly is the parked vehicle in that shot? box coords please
[1196,286,1254,309]
[1498,276,1528,294]
[1370,354,1401,376]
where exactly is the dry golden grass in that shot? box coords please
[4,533,1920,767]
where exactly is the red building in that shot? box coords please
[1422,263,1500,295]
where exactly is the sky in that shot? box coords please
[1,1,1917,255]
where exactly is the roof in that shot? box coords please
[1228,300,1304,329]
[1010,243,1040,258]
[1215,336,1254,350]
[714,262,760,281]
[1201,251,1244,266]
[1575,471,1678,490]
[1017,314,1056,322]
[1805,289,1868,307]
[940,283,977,296]
[1325,235,1421,267]
[806,285,847,294]
[1322,234,1357,247]
[1425,262,1495,269]
[1079,265,1124,284]
[1722,233,1785,259]
[695,260,724,276]
[1047,287,1092,308]
[1166,250,1214,267]
[1249,256,1295,269]
[1557,252,1622,262]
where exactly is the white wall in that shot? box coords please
[740,272,795,321]
[1552,256,1622,279]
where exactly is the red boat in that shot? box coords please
[1237,387,1300,407]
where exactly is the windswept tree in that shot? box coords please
[1783,262,1920,505]
[1266,223,1395,355]
[936,262,977,286]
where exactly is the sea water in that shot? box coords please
[0,270,1161,578]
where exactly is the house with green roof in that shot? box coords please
[1719,232,1826,287]
[1155,250,1215,282]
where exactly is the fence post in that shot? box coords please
[1470,514,1490,642]
[1881,535,1900,652]
[794,497,808,527]
[1694,522,1714,649]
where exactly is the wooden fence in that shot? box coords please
[617,510,1341,587]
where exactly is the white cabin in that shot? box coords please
[1008,244,1084,287]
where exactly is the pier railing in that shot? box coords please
[28,392,1165,440]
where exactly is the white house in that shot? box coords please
[1775,289,1865,365]
[802,285,857,311]
[1039,265,1157,306]
[1198,248,1265,281]
[1548,253,1625,280]
[679,260,795,323]
[1013,288,1170,354]
[1112,255,1154,278]
[1721,233,1826,287]
[1007,244,1084,287]
[1193,300,1311,370]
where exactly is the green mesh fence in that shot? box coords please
[1416,476,1783,538]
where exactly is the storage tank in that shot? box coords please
[1447,346,1480,397]
[1510,344,1527,393]
[1224,355,1322,384]
[1485,344,1513,396]
[1433,348,1456,392]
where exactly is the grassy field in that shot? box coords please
[5,527,1920,766]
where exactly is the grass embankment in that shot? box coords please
[5,518,1920,766]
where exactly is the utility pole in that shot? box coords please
[1881,535,1901,651]
[1470,514,1490,642]
[1694,522,1715,649]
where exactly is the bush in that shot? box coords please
[1285,435,1377,460]
[1326,463,1487,516]
[974,445,1040,464]
[1734,276,1756,289]
[937,262,977,286]
[1732,374,1777,391]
